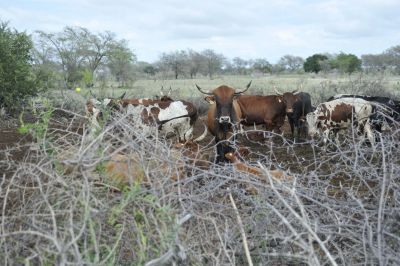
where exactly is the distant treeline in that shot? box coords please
[1,22,400,111]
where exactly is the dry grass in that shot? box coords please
[1,98,400,265]
[83,72,400,104]
[1,73,400,264]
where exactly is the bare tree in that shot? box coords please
[186,49,205,79]
[107,40,137,87]
[232,57,249,75]
[159,50,188,79]
[278,54,304,72]
[201,49,225,79]
[36,27,88,90]
[385,45,400,73]
[361,54,391,73]
[251,58,272,74]
[82,29,116,85]
[36,27,126,89]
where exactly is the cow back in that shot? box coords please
[238,95,285,125]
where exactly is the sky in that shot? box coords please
[1,0,400,63]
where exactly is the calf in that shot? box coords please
[307,98,375,145]
[225,152,292,181]
[274,89,313,139]
[287,92,313,139]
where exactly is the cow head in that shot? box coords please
[275,88,299,114]
[197,81,251,125]
[85,92,126,121]
[158,86,173,101]
[85,98,103,120]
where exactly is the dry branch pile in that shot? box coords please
[1,108,399,265]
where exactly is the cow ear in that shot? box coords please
[204,96,215,104]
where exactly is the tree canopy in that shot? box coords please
[303,54,328,73]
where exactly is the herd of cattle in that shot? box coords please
[85,82,400,163]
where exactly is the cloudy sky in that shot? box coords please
[1,0,399,63]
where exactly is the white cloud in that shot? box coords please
[1,0,399,63]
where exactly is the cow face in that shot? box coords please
[86,98,113,115]
[212,86,238,125]
[197,82,251,126]
[277,90,299,114]
[85,92,126,120]
[85,98,103,119]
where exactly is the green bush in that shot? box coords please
[0,22,41,112]
[303,54,328,73]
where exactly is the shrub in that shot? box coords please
[304,54,328,73]
[0,22,41,113]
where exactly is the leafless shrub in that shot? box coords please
[1,107,399,265]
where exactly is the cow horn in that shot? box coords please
[193,124,208,142]
[168,86,172,96]
[235,80,252,95]
[119,92,126,99]
[160,86,164,96]
[196,84,213,95]
[274,87,282,96]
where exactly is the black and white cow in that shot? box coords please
[307,98,375,145]
[328,94,400,132]
[85,97,206,142]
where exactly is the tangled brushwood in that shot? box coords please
[1,107,400,265]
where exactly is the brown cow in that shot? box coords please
[274,89,299,114]
[225,152,292,181]
[237,94,286,133]
[196,82,251,163]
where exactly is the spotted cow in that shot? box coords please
[85,96,206,142]
[306,98,375,145]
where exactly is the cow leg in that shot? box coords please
[334,132,341,147]
[363,121,375,146]
[182,127,193,142]
[296,119,305,141]
[322,129,330,146]
[274,116,285,135]
[215,139,231,164]
[288,117,295,138]
[215,143,223,163]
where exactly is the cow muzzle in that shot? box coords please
[286,108,293,113]
[219,116,231,124]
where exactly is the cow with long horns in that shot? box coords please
[196,82,251,163]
